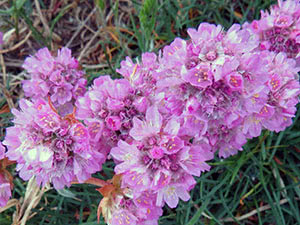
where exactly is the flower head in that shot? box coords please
[98,175,162,225]
[76,76,146,156]
[111,107,213,208]
[245,0,300,61]
[3,98,104,189]
[22,47,87,116]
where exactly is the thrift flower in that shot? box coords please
[98,175,162,225]
[111,106,213,208]
[76,76,145,157]
[154,23,262,157]
[3,98,104,189]
[154,22,300,158]
[22,47,87,116]
[245,0,300,62]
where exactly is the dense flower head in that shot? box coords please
[117,52,160,99]
[242,51,300,134]
[3,98,104,189]
[151,24,251,157]
[245,0,300,62]
[22,47,87,116]
[76,75,151,156]
[98,175,162,225]
[111,106,213,208]
[149,22,300,158]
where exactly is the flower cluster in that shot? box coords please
[1,0,300,224]
[110,106,212,208]
[0,142,5,159]
[3,98,104,189]
[22,47,87,116]
[75,76,139,158]
[245,0,300,63]
[149,23,300,158]
[98,175,162,225]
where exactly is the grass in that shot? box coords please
[1,0,300,224]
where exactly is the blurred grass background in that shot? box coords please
[1,0,300,224]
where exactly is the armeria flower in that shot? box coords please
[245,0,300,62]
[111,106,213,208]
[98,175,162,225]
[0,142,13,207]
[152,23,264,157]
[76,76,149,156]
[3,98,104,189]
[155,175,196,208]
[22,47,87,116]
[247,52,300,133]
[117,52,160,99]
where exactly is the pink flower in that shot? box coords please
[117,52,159,98]
[22,47,87,116]
[3,98,104,189]
[111,106,213,208]
[98,176,162,225]
[182,65,213,88]
[51,83,73,105]
[105,116,122,131]
[156,184,190,208]
[150,147,164,159]
[246,0,300,61]
[75,76,140,154]
[225,72,244,92]
[179,144,213,177]
[156,175,196,208]
[129,106,162,141]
